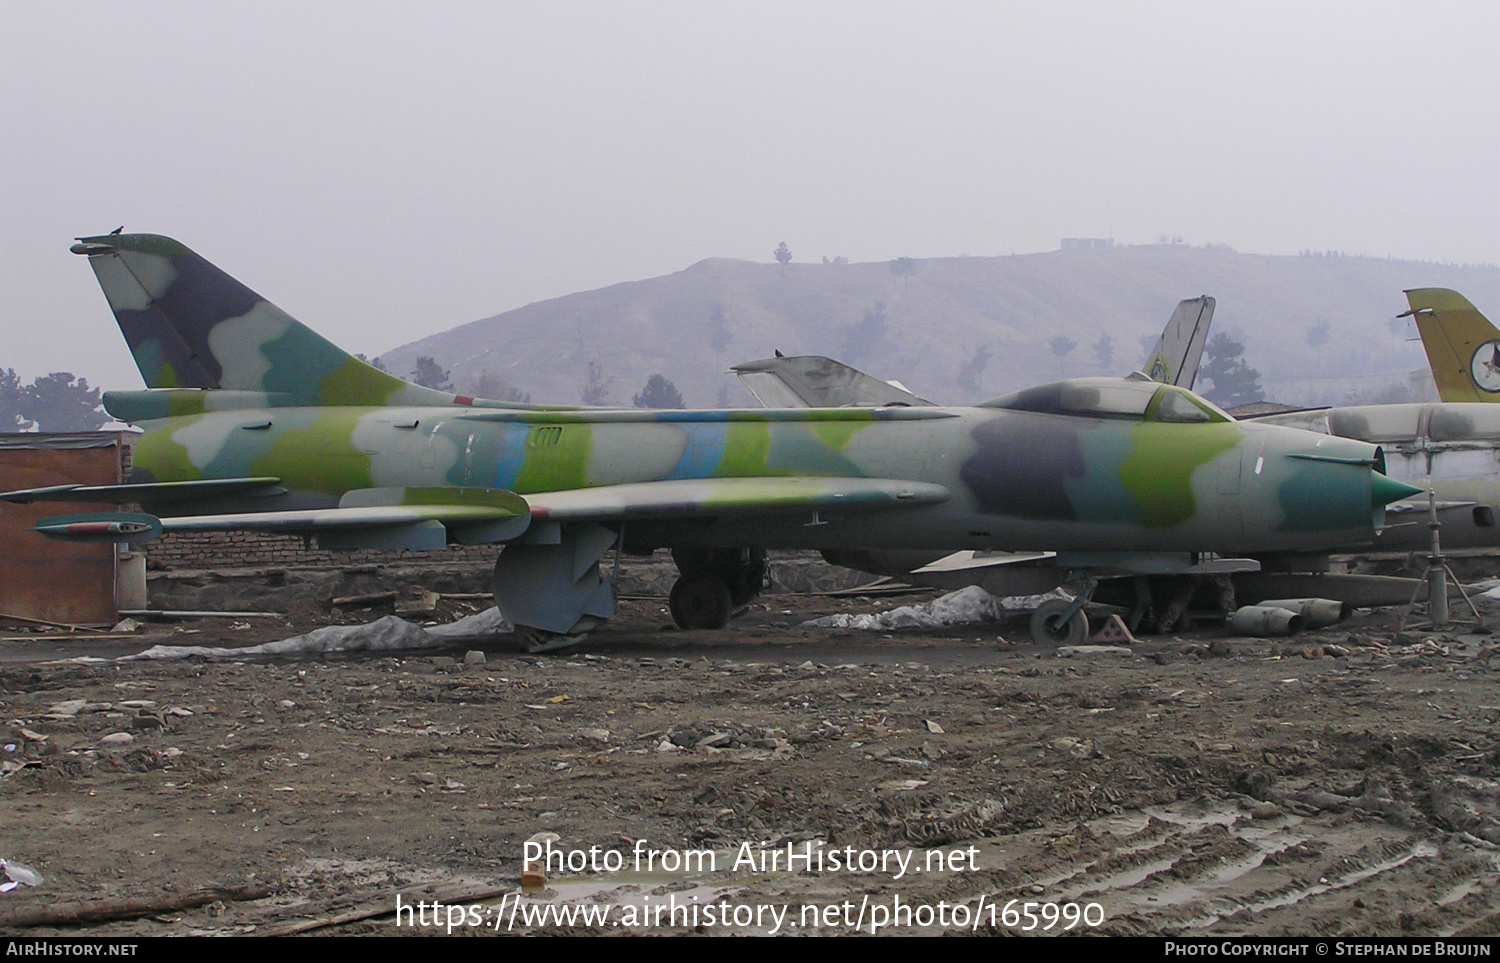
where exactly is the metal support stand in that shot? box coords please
[1401,491,1484,632]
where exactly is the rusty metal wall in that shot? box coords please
[0,433,126,626]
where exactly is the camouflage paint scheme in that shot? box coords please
[113,393,1396,554]
[16,234,1420,635]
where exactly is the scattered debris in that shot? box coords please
[1056,645,1133,657]
[801,586,1009,630]
[115,609,513,662]
[0,860,42,892]
[1230,605,1304,637]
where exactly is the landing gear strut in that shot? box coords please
[668,547,768,630]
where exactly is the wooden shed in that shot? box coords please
[0,432,134,627]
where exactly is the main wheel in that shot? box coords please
[669,574,734,630]
[1029,599,1088,645]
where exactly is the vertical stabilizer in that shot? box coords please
[1403,288,1500,403]
[70,233,461,407]
[1139,296,1215,388]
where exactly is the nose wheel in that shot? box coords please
[1029,598,1088,645]
[1029,572,1096,645]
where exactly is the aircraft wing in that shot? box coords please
[31,479,948,549]
[525,477,949,522]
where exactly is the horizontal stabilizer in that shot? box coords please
[33,486,532,548]
[1,477,283,505]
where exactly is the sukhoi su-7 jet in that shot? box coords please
[4,234,1421,646]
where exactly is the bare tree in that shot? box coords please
[581,361,615,405]
[889,256,916,295]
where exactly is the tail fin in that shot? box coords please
[1403,288,1500,403]
[1138,296,1215,388]
[70,233,460,407]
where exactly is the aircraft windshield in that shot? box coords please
[1149,386,1232,423]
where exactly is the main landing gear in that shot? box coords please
[668,547,769,630]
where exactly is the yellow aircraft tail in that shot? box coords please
[1404,288,1500,403]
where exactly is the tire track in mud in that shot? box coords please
[883,805,1500,936]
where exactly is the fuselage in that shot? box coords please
[120,380,1400,558]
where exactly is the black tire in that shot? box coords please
[669,574,734,630]
[1029,599,1088,645]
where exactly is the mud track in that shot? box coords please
[3,590,1500,936]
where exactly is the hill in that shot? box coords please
[377,243,1500,409]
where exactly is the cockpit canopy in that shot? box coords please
[980,377,1233,423]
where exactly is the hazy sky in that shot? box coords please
[5,2,1498,389]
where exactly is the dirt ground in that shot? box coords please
[4,564,1500,937]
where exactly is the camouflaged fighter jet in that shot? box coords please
[3,234,1421,646]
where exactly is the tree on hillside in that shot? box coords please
[1199,332,1264,407]
[1092,333,1115,370]
[410,356,453,391]
[1049,335,1078,357]
[354,353,388,372]
[460,370,530,404]
[23,373,107,431]
[889,257,917,295]
[773,242,792,265]
[955,344,992,396]
[1305,320,1330,347]
[581,362,614,405]
[633,374,685,409]
[708,302,734,366]
[841,301,888,364]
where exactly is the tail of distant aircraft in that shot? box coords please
[1138,296,1214,389]
[732,356,932,407]
[733,295,1217,408]
[1403,287,1500,403]
[70,233,464,410]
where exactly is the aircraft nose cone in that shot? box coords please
[1371,473,1424,508]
